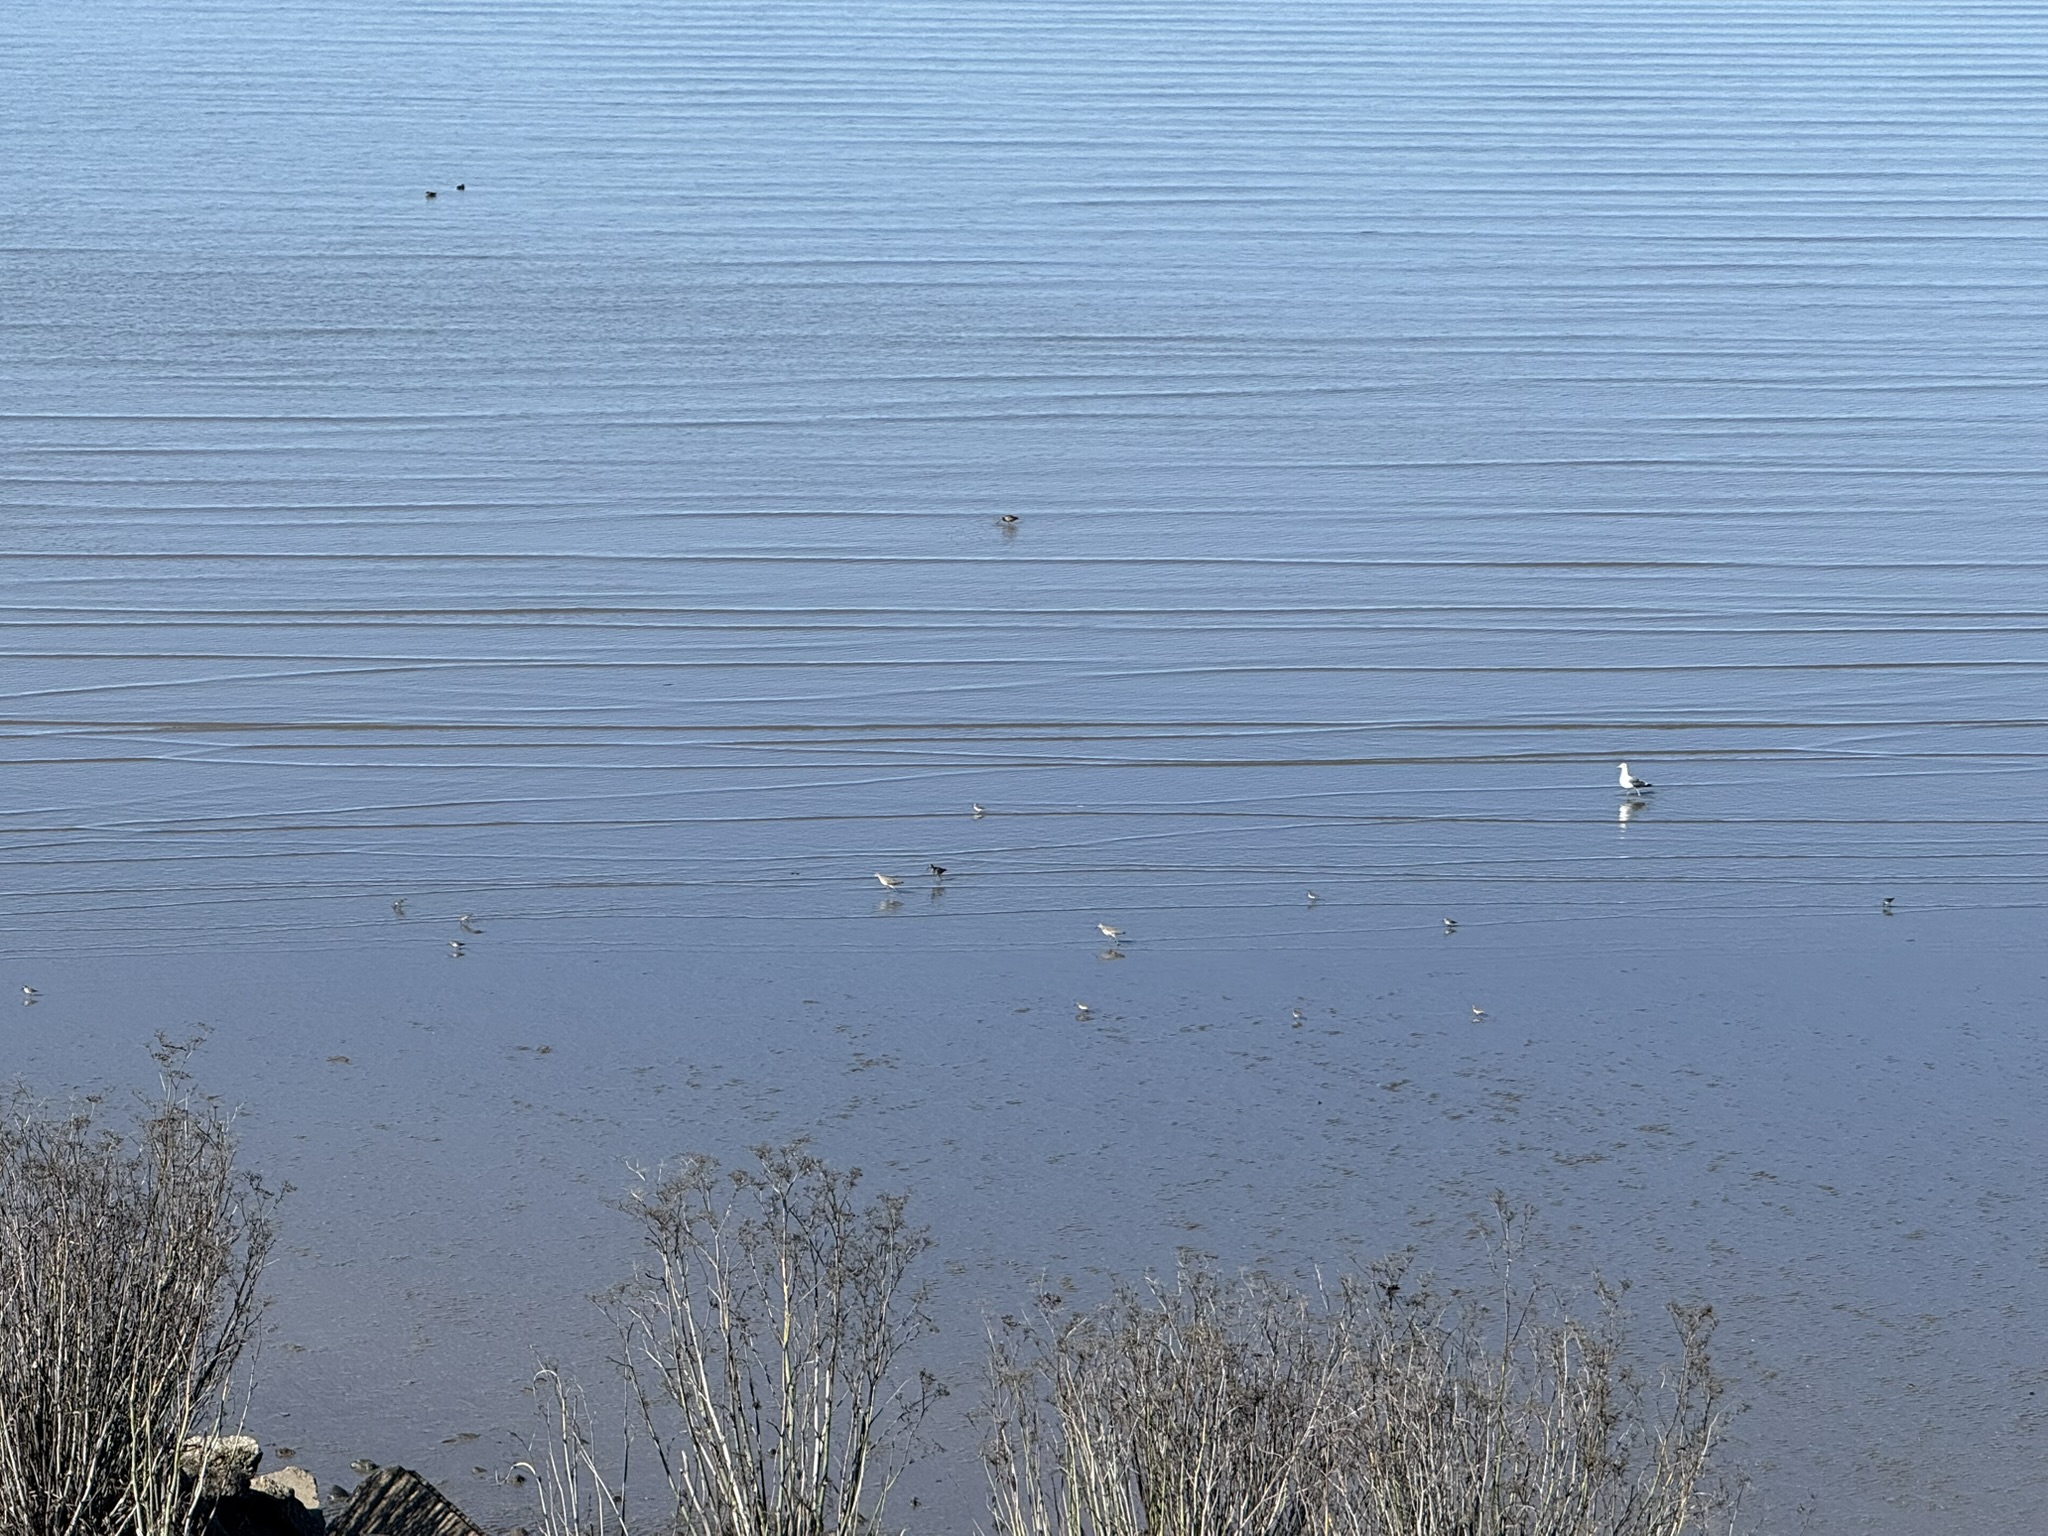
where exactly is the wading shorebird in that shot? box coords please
[874,872,903,890]
[1443,917,1457,933]
[1097,922,1124,941]
[928,864,947,879]
[1617,762,1653,792]
[971,803,986,818]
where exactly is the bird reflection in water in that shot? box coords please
[1618,797,1650,825]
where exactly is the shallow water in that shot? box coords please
[4,1,2046,1530]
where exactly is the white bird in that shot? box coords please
[21,986,38,999]
[1617,762,1653,791]
[874,873,903,890]
[1471,1005,1487,1020]
[971,803,986,818]
[1097,922,1123,941]
[457,913,483,934]
[1306,891,1320,904]
[1075,1001,1092,1015]
[1443,917,1457,933]
[448,940,465,956]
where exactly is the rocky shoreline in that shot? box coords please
[184,1436,492,1536]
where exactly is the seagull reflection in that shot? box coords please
[1618,798,1649,825]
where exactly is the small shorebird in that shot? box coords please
[21,986,37,1001]
[1617,762,1653,791]
[875,873,903,890]
[1306,891,1319,904]
[1881,896,1896,913]
[448,940,465,956]
[971,803,986,818]
[391,898,407,916]
[1471,1005,1487,1020]
[425,190,437,199]
[1097,922,1124,941]
[457,913,483,934]
[1443,917,1457,933]
[928,864,947,878]
[1075,1001,1092,1017]
[998,514,1019,527]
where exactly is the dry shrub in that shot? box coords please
[986,1202,1730,1536]
[525,1142,940,1536]
[0,1042,275,1536]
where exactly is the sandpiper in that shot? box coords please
[1443,917,1457,933]
[391,898,407,916]
[1617,762,1653,791]
[1881,896,1896,913]
[1097,922,1123,941]
[1471,1005,1487,1020]
[875,873,903,890]
[928,864,947,878]
[971,803,986,818]
[457,913,483,934]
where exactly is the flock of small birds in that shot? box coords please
[13,762,1908,1010]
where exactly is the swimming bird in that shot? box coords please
[1443,917,1457,933]
[875,873,903,890]
[998,514,1019,527]
[455,183,466,191]
[971,803,986,818]
[1097,922,1123,941]
[425,190,437,199]
[928,864,947,879]
[1617,762,1652,791]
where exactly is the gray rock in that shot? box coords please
[324,1465,486,1536]
[181,1434,263,1498]
[251,1467,320,1511]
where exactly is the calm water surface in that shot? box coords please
[3,2,2046,1530]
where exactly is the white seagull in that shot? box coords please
[1617,762,1653,791]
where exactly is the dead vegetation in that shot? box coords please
[524,1143,941,1536]
[0,1041,276,1536]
